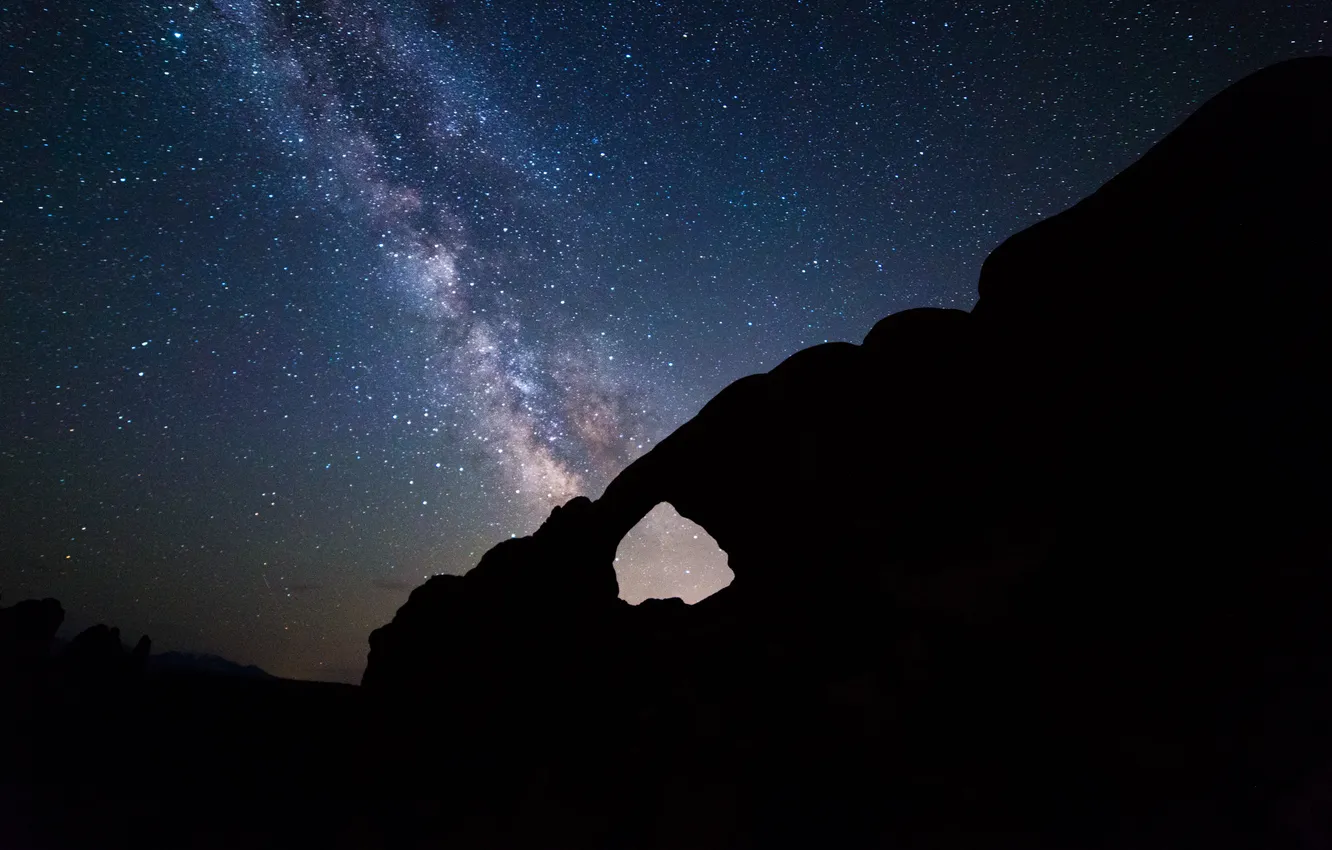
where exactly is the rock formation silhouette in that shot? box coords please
[364,57,1332,847]
[0,596,64,674]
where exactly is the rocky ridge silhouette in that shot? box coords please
[362,58,1332,847]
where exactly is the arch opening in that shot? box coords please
[613,503,733,605]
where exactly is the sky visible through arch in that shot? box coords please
[2,0,1326,680]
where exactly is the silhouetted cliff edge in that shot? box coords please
[363,58,1332,848]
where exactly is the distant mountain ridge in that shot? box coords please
[41,636,270,680]
[145,651,272,679]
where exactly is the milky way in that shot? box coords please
[231,0,621,503]
[2,0,1326,680]
[215,0,734,608]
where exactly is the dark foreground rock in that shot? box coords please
[0,597,369,850]
[362,58,1332,848]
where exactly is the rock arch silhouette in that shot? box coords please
[587,305,979,606]
[361,58,1332,848]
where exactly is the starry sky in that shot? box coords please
[2,1,1326,681]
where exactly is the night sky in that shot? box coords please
[2,1,1326,681]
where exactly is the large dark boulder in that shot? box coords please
[0,596,65,712]
[0,597,64,668]
[363,58,1332,847]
